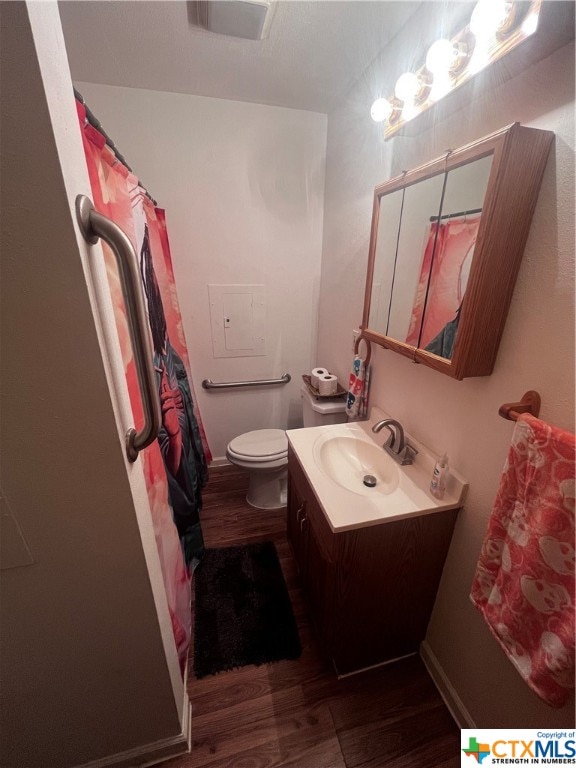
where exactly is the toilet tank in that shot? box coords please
[301,385,347,427]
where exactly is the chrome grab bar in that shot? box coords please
[202,373,291,390]
[75,195,161,462]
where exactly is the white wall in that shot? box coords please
[318,5,575,729]
[74,82,327,459]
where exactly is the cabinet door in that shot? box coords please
[304,509,335,649]
[286,472,307,578]
[288,449,336,649]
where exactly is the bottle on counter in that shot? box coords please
[430,453,449,500]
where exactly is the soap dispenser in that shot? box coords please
[430,453,449,500]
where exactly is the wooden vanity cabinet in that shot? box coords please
[287,446,458,675]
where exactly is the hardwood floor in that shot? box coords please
[162,465,460,768]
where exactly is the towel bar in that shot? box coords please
[202,373,291,390]
[499,391,541,421]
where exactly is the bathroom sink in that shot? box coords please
[313,434,399,496]
[287,408,468,533]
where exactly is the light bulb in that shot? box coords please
[521,12,539,36]
[470,0,509,40]
[395,72,420,103]
[370,98,393,123]
[426,39,457,75]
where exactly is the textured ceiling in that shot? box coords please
[59,1,421,113]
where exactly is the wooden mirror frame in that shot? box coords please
[360,123,554,379]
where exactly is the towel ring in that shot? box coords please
[354,333,372,365]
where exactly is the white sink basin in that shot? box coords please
[287,407,467,533]
[313,434,399,496]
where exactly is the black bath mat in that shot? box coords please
[193,541,301,678]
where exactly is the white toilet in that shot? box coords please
[225,385,347,509]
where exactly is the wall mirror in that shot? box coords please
[361,122,554,379]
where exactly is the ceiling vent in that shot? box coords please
[190,0,275,41]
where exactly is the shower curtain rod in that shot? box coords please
[74,87,158,207]
[429,207,482,222]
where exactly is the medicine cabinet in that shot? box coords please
[360,123,554,379]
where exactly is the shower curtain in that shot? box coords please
[406,213,481,350]
[77,100,211,672]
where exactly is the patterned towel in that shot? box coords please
[346,355,365,420]
[470,414,575,707]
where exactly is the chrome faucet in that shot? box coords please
[372,418,418,465]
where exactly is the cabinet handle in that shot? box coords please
[296,502,306,523]
[300,515,307,533]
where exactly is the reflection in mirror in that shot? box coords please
[388,173,445,343]
[368,189,404,334]
[418,154,494,359]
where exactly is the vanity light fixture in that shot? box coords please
[395,72,430,121]
[469,0,514,41]
[372,0,542,139]
[425,39,467,77]
[425,38,469,101]
[394,72,421,103]
[370,97,394,123]
[521,11,539,36]
[370,97,402,125]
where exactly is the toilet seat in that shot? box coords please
[226,429,288,509]
[227,429,288,463]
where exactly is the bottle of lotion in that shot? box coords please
[430,453,449,500]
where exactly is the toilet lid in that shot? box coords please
[228,429,288,460]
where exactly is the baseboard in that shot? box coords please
[182,679,193,751]
[209,456,231,468]
[420,640,476,728]
[75,694,192,768]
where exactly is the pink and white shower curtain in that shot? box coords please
[406,213,481,352]
[77,100,211,673]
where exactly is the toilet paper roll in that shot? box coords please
[318,374,338,396]
[311,367,328,389]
